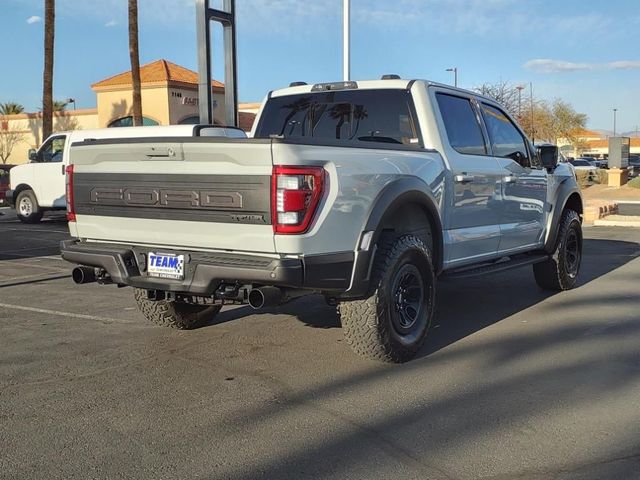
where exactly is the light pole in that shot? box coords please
[613,108,617,137]
[64,97,76,110]
[343,0,350,81]
[446,67,457,87]
[529,82,535,142]
[515,85,525,117]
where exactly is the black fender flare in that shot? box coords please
[343,177,444,299]
[544,179,583,253]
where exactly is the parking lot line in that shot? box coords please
[0,302,129,324]
[0,227,70,234]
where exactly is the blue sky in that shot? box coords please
[2,0,639,133]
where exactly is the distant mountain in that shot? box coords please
[621,130,640,138]
[591,129,639,138]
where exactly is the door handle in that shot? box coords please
[454,174,475,184]
[503,175,518,184]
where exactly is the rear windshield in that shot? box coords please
[255,89,421,147]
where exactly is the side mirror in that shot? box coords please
[28,149,38,162]
[537,145,558,170]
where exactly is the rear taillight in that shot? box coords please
[65,164,75,222]
[272,166,324,234]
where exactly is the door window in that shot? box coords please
[41,137,66,163]
[481,104,529,167]
[436,93,487,155]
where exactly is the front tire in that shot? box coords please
[338,235,435,363]
[16,190,43,224]
[533,209,582,291]
[133,288,222,329]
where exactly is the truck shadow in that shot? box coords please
[216,237,640,358]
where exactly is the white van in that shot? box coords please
[7,125,246,223]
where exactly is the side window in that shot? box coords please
[436,93,487,155]
[41,137,66,163]
[481,104,529,167]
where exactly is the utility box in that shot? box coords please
[608,136,630,186]
[609,137,630,168]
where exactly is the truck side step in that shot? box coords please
[442,253,550,279]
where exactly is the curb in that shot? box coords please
[594,219,640,228]
[583,202,617,223]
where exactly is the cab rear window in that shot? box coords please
[255,89,421,147]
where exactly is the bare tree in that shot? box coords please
[128,0,143,126]
[474,81,587,144]
[474,81,521,118]
[0,122,26,164]
[42,0,55,140]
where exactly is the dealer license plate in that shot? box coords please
[147,252,185,280]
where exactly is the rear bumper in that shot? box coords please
[60,239,353,295]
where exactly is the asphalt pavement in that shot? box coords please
[1,207,640,479]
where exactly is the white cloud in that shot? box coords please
[525,59,640,74]
[26,15,41,24]
[524,59,594,74]
[608,61,640,70]
[104,20,117,27]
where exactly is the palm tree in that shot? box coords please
[128,0,142,126]
[42,0,55,140]
[0,102,25,115]
[53,99,67,111]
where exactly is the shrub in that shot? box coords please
[628,176,640,189]
[596,169,608,185]
[575,170,592,189]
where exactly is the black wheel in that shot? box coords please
[533,209,582,291]
[16,190,43,224]
[338,235,435,363]
[133,288,222,329]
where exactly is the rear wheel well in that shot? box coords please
[564,192,583,218]
[378,202,441,272]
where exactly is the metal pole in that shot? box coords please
[613,108,617,137]
[343,0,350,81]
[516,85,524,117]
[446,68,457,87]
[529,82,534,142]
[196,0,237,126]
[196,0,212,124]
[223,0,238,126]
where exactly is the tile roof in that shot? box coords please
[238,112,256,132]
[92,59,224,89]
[585,138,640,148]
[572,128,603,138]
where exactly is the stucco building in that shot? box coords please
[0,59,258,165]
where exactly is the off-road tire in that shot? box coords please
[133,288,222,329]
[16,190,43,224]
[338,235,435,363]
[533,209,582,291]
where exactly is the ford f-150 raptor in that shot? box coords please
[61,78,583,363]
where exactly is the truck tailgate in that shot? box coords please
[70,138,276,254]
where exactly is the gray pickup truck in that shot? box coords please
[61,78,583,363]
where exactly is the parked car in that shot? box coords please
[6,125,247,223]
[0,164,15,205]
[570,159,598,173]
[61,78,583,363]
[629,155,640,178]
